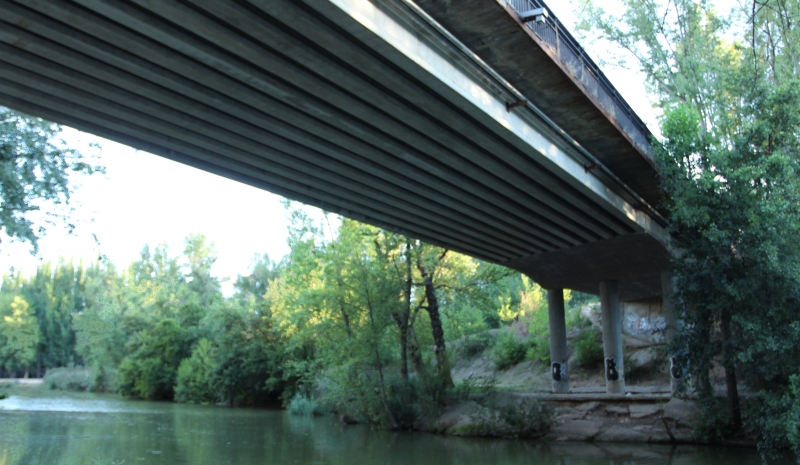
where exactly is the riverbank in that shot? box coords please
[0,378,43,385]
[421,391,701,443]
[0,388,772,465]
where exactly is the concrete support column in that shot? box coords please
[662,271,683,394]
[600,280,625,394]
[547,288,570,393]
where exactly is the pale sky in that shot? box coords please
[0,1,660,296]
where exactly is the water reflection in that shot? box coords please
[0,391,779,465]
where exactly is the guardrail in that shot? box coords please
[504,0,655,152]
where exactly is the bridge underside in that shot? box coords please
[0,0,669,300]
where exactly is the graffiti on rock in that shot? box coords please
[624,312,666,341]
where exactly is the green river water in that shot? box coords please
[0,387,783,464]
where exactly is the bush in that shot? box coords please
[525,341,550,365]
[288,393,321,417]
[118,319,188,400]
[574,327,604,368]
[453,373,498,401]
[465,395,553,437]
[44,367,93,391]
[493,330,527,370]
[461,334,494,359]
[175,339,218,404]
[526,303,551,365]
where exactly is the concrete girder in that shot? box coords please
[1,0,608,252]
[1,91,481,256]
[0,82,514,261]
[316,0,665,240]
[186,0,630,240]
[0,8,576,254]
[74,0,607,246]
[0,53,544,257]
[0,0,672,297]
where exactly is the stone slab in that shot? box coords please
[629,403,662,419]
[594,425,649,442]
[549,419,602,441]
[606,405,629,415]
[575,401,602,412]
[662,398,699,422]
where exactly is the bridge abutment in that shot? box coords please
[547,288,570,393]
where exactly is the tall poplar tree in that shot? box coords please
[580,0,800,455]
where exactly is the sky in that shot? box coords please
[0,0,660,295]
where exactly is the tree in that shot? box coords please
[118,318,188,400]
[660,85,800,450]
[0,294,40,376]
[0,108,102,252]
[234,253,279,303]
[183,234,221,308]
[580,0,800,455]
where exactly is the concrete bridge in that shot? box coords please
[0,0,674,394]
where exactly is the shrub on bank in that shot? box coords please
[175,338,218,404]
[44,367,93,391]
[493,330,528,370]
[461,333,495,359]
[574,327,604,368]
[288,393,321,416]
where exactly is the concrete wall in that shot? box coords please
[622,299,665,343]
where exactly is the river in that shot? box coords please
[0,388,780,464]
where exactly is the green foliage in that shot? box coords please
[746,375,800,460]
[0,294,40,372]
[574,327,603,369]
[203,301,285,407]
[0,108,102,251]
[460,395,552,438]
[118,318,187,400]
[492,330,528,370]
[581,0,800,455]
[1,196,552,437]
[234,253,279,302]
[452,373,498,401]
[174,339,217,404]
[287,393,321,417]
[568,291,597,308]
[525,286,552,365]
[487,397,552,437]
[566,303,594,330]
[460,333,495,359]
[43,367,93,391]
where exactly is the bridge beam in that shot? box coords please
[547,288,570,393]
[600,280,625,394]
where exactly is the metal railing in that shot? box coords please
[505,0,655,154]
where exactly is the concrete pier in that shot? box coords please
[662,271,683,394]
[600,280,625,394]
[547,288,570,393]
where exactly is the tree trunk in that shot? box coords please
[336,275,352,338]
[398,323,409,381]
[417,261,454,388]
[407,327,426,378]
[399,241,413,381]
[374,347,399,430]
[363,281,399,430]
[719,312,742,430]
